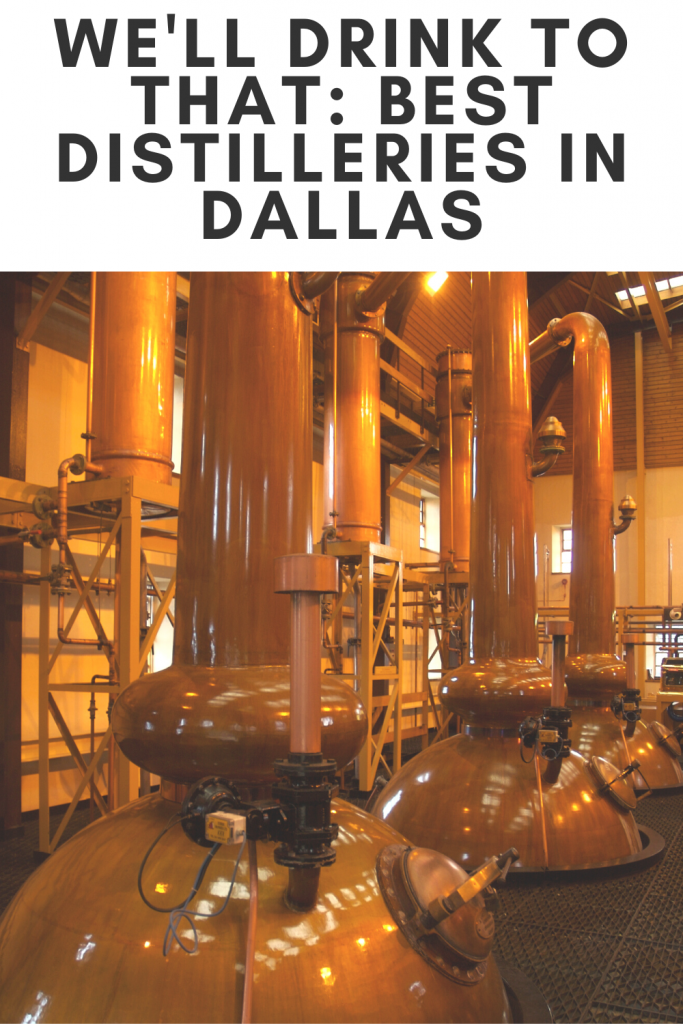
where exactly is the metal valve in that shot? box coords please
[421,848,519,931]
[611,689,641,724]
[49,562,73,597]
[519,706,572,761]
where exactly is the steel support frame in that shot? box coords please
[320,541,404,791]
[37,474,178,855]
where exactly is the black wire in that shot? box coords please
[164,836,246,955]
[137,813,247,955]
[520,740,536,764]
[138,813,189,913]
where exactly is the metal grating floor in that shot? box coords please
[493,792,683,1023]
[1,796,682,1022]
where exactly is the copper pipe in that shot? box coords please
[85,272,96,463]
[561,315,616,663]
[0,535,25,547]
[440,272,553,725]
[435,349,472,568]
[533,748,549,869]
[355,272,410,316]
[242,840,259,1024]
[546,621,573,707]
[58,457,102,559]
[530,313,621,666]
[529,321,573,363]
[320,286,337,528]
[285,867,321,913]
[274,554,339,754]
[301,271,339,300]
[91,273,176,483]
[290,594,322,752]
[623,633,637,688]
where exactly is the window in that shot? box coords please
[614,275,683,309]
[560,528,572,574]
[419,498,426,547]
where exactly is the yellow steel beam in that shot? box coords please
[138,571,176,676]
[47,513,122,674]
[371,564,399,663]
[49,727,113,853]
[47,695,109,817]
[386,444,431,496]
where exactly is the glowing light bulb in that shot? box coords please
[426,271,448,294]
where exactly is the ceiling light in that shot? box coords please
[426,271,448,294]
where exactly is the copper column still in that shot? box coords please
[91,272,177,483]
[374,272,643,871]
[112,272,365,785]
[0,272,517,1024]
[530,314,683,791]
[322,272,410,541]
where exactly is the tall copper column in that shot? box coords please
[531,314,683,790]
[323,273,383,542]
[436,349,472,569]
[113,273,365,785]
[91,272,176,483]
[374,273,643,870]
[566,313,620,688]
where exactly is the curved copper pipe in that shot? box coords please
[529,320,573,363]
[300,271,339,300]
[355,272,411,316]
[537,314,616,662]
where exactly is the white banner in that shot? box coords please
[1,0,680,268]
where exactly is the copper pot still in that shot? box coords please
[374,272,645,872]
[0,272,520,1024]
[529,314,683,791]
[112,273,366,785]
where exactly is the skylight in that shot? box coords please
[615,277,683,309]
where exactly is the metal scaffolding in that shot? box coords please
[35,473,178,855]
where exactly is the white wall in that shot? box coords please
[533,467,683,688]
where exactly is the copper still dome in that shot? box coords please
[0,273,533,1024]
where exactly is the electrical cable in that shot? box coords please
[519,741,536,765]
[137,814,246,955]
[164,836,246,955]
